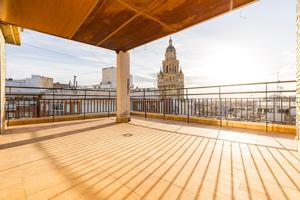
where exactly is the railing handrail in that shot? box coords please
[130,80,296,93]
[5,80,296,94]
[5,85,115,92]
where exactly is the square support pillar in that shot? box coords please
[0,28,6,134]
[297,0,300,152]
[116,51,131,123]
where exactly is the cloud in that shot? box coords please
[133,74,156,88]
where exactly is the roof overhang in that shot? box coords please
[0,23,21,45]
[0,0,257,51]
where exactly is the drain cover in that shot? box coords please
[122,133,133,137]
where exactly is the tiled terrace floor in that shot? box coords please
[0,117,300,200]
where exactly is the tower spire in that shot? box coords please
[169,37,172,46]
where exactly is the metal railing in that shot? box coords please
[5,80,296,128]
[5,86,116,125]
[130,80,296,126]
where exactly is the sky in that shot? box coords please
[6,0,296,88]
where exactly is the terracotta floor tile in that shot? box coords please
[0,117,298,200]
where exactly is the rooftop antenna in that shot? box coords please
[73,76,77,88]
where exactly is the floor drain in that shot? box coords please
[122,133,133,137]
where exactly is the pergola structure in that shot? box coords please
[0,0,299,151]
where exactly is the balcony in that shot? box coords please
[0,116,299,199]
[0,1,299,199]
[1,81,299,199]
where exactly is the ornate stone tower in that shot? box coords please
[157,38,184,98]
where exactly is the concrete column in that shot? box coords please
[116,51,131,123]
[297,0,300,152]
[0,28,6,134]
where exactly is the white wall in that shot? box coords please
[6,75,53,88]
[101,67,116,89]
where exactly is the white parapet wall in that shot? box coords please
[0,28,6,134]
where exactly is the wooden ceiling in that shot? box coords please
[0,0,256,51]
[0,24,21,45]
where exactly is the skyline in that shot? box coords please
[6,0,296,88]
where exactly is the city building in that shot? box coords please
[100,66,133,90]
[100,67,116,89]
[53,82,70,89]
[157,38,184,98]
[6,75,53,88]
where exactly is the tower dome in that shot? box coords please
[165,37,176,59]
[166,38,176,52]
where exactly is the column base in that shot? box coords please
[116,116,131,123]
[0,121,6,134]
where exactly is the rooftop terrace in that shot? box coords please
[0,117,299,200]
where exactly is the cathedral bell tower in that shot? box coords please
[157,38,184,98]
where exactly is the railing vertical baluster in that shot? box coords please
[273,97,275,123]
[69,96,71,115]
[84,90,86,119]
[259,98,261,122]
[214,99,217,118]
[235,98,237,120]
[194,99,196,116]
[52,89,55,122]
[246,98,248,121]
[37,95,41,118]
[265,83,268,132]
[240,99,243,121]
[225,98,227,120]
[108,91,110,117]
[163,89,166,120]
[252,98,254,122]
[186,88,189,123]
[229,98,232,119]
[219,86,222,127]
[143,89,146,118]
[288,97,291,123]
[280,97,283,124]
[210,98,212,117]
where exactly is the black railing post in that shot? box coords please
[225,98,227,120]
[288,97,291,123]
[143,89,146,118]
[84,90,86,119]
[36,95,41,118]
[108,91,110,117]
[280,97,283,124]
[273,97,276,123]
[219,86,222,127]
[163,90,166,120]
[186,88,189,123]
[265,83,268,132]
[7,88,10,125]
[52,89,55,122]
[246,98,248,121]
[252,98,255,122]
